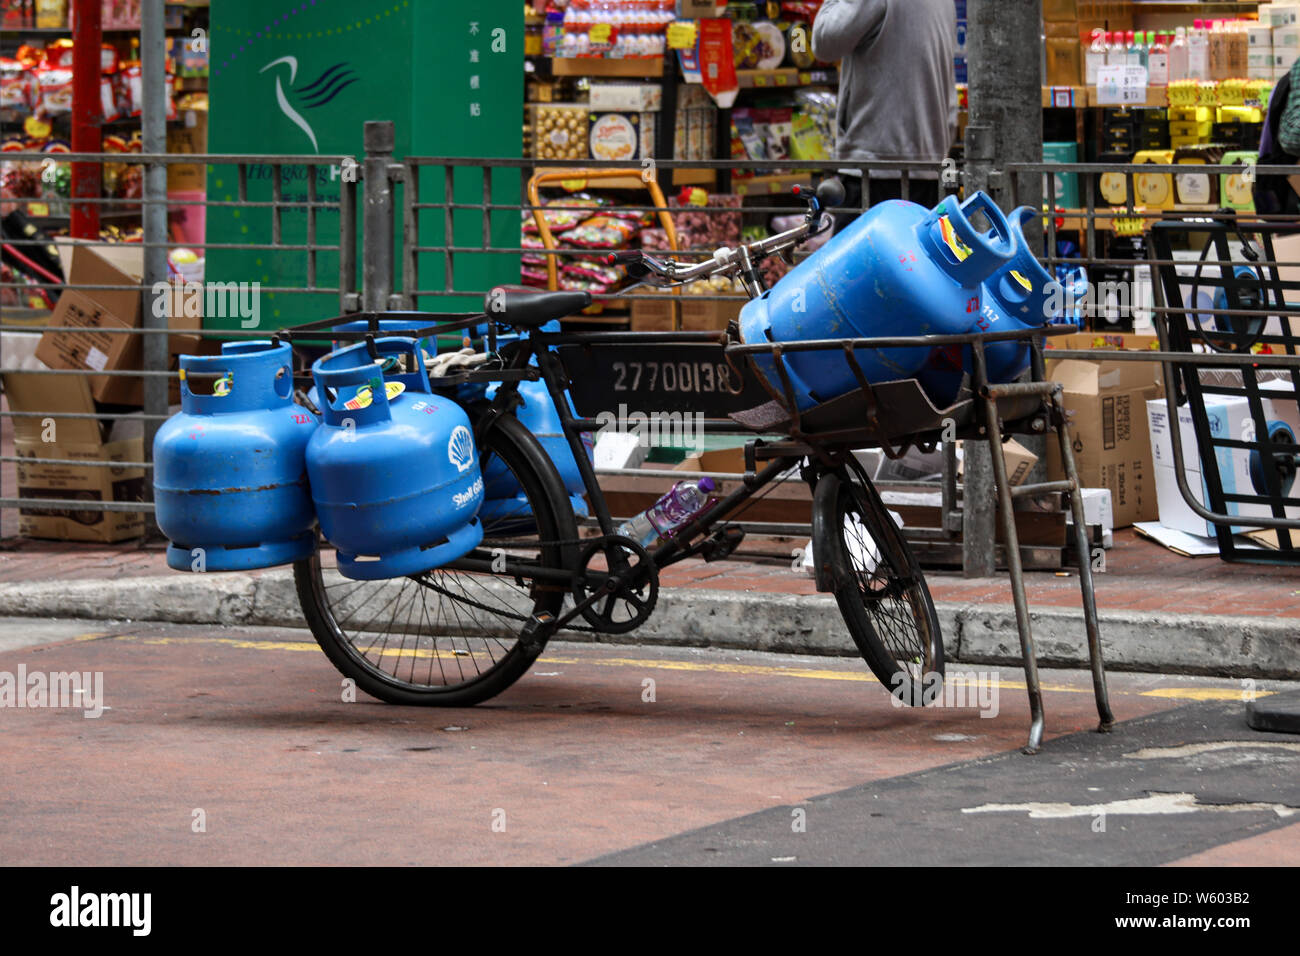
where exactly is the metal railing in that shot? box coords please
[1,149,358,533]
[6,122,1300,570]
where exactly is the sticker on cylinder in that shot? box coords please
[938,216,973,262]
[344,380,405,410]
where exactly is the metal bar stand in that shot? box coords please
[973,340,1115,753]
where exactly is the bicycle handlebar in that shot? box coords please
[604,183,838,291]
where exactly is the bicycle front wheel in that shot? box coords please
[813,470,944,706]
[294,409,578,706]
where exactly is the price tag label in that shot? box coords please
[1198,82,1219,106]
[559,177,588,192]
[1166,80,1199,107]
[1113,215,1144,236]
[774,72,788,86]
[666,21,696,50]
[753,73,768,87]
[1219,79,1246,106]
[1050,86,1076,108]
[589,23,613,45]
[1096,65,1148,105]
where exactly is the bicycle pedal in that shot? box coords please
[701,527,745,563]
[520,610,556,651]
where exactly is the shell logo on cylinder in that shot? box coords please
[448,425,475,474]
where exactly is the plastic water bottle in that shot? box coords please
[616,477,717,549]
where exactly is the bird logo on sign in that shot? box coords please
[260,56,359,152]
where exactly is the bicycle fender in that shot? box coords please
[809,472,843,594]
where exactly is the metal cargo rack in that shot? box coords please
[1148,216,1300,563]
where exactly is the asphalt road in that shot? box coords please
[0,617,1296,867]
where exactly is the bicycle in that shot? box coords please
[288,180,945,710]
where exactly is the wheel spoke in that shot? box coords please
[292,417,572,704]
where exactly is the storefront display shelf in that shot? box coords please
[550,56,665,78]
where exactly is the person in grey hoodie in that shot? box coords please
[813,0,958,232]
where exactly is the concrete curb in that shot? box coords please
[0,572,1295,679]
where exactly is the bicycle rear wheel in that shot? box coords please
[294,409,578,706]
[813,468,944,706]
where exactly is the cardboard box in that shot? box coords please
[960,439,1039,487]
[1146,394,1300,537]
[13,439,147,543]
[676,445,747,474]
[1043,141,1080,208]
[1045,356,1163,527]
[629,291,678,331]
[3,371,146,543]
[588,83,662,113]
[61,241,143,325]
[1045,37,1083,86]
[680,297,743,332]
[166,103,208,191]
[37,244,206,405]
[676,0,721,16]
[1042,0,1077,20]
[35,289,142,406]
[2,370,104,445]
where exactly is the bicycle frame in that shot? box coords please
[462,324,816,585]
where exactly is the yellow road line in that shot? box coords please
[100,633,1273,701]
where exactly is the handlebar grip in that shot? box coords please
[606,250,642,265]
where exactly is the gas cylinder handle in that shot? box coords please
[311,357,394,428]
[179,341,293,413]
[957,192,1015,255]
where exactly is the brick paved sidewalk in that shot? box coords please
[1,527,1295,621]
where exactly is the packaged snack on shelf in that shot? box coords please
[0,58,36,111]
[565,215,641,248]
[588,111,655,162]
[520,234,549,266]
[589,82,662,113]
[671,192,741,252]
[529,103,590,161]
[34,66,74,115]
[521,265,551,287]
[522,194,605,235]
[35,0,67,29]
[562,259,625,287]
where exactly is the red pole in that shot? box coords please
[70,0,103,239]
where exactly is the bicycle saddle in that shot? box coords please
[484,286,591,328]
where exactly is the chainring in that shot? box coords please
[574,535,659,634]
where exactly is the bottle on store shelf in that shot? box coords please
[1107,30,1128,66]
[1148,32,1170,86]
[1228,19,1248,78]
[615,477,717,550]
[1208,19,1228,80]
[1188,19,1210,81]
[1123,30,1140,67]
[1086,27,1109,85]
[1169,26,1190,82]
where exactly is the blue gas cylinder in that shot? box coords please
[306,336,484,580]
[739,191,1017,410]
[917,207,1058,407]
[481,379,592,522]
[153,340,319,571]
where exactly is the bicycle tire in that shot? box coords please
[294,407,578,706]
[812,469,944,706]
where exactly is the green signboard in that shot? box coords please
[205,0,521,332]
